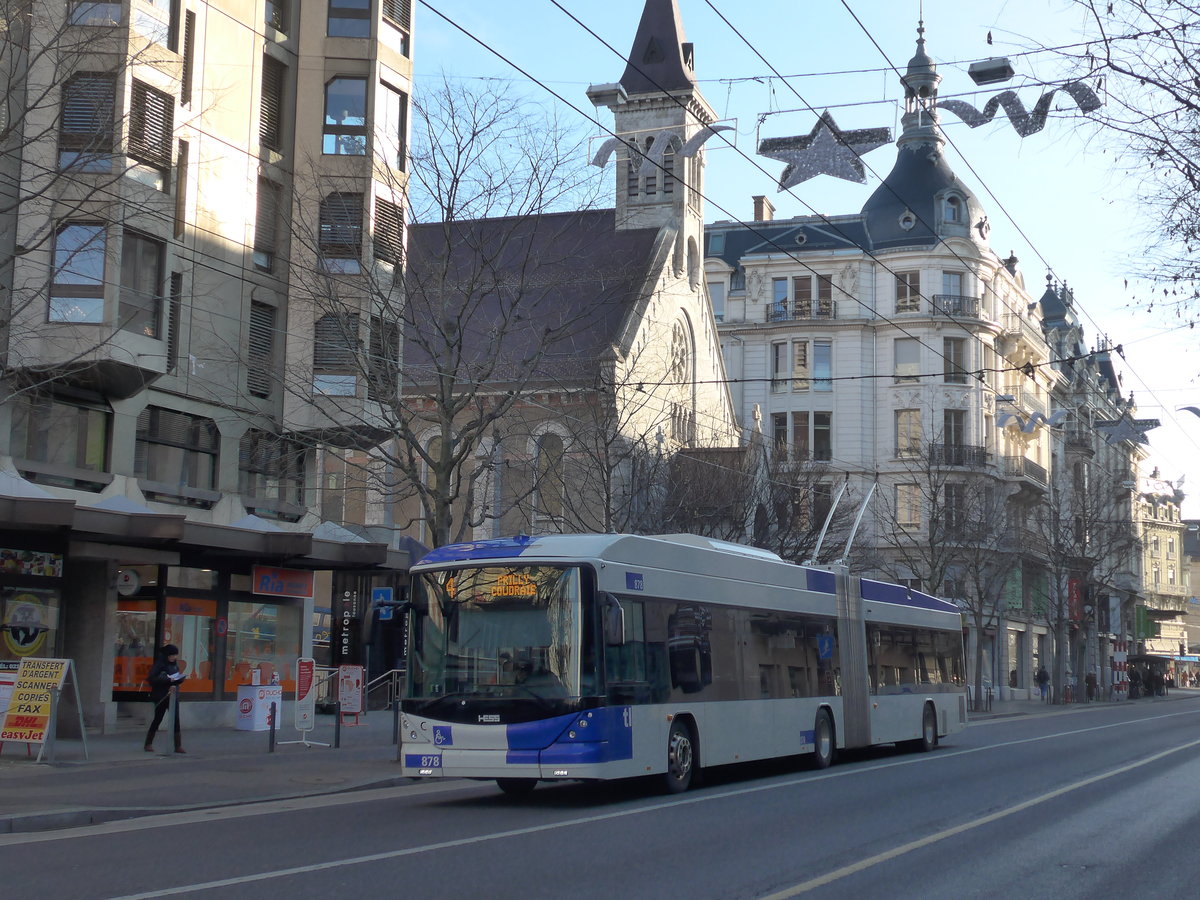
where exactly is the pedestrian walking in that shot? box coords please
[145,643,187,753]
[1129,665,1142,699]
[1036,666,1050,702]
[1085,671,1097,702]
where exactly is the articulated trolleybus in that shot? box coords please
[399,533,967,794]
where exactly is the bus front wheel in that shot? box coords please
[496,778,537,796]
[916,703,938,752]
[812,709,835,769]
[664,719,695,793]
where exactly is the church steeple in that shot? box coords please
[899,21,944,149]
[619,0,696,96]
[587,0,714,236]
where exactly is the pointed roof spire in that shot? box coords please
[907,19,935,76]
[619,0,696,95]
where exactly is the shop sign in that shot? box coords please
[251,566,315,600]
[0,658,68,743]
[0,549,63,578]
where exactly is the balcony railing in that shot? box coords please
[931,294,981,317]
[768,300,838,322]
[930,443,989,467]
[1004,455,1048,485]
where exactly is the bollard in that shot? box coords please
[392,698,400,746]
[268,701,277,753]
[334,701,341,749]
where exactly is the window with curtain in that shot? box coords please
[135,407,219,493]
[894,338,920,383]
[119,231,164,337]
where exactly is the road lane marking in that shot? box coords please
[5,706,1196,852]
[100,723,1200,899]
[757,735,1200,899]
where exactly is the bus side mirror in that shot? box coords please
[601,593,625,646]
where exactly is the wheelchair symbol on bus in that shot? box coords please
[817,635,834,660]
[433,726,453,746]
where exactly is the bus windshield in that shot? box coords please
[409,565,584,702]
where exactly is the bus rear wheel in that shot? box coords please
[496,778,537,796]
[811,709,835,769]
[664,719,695,793]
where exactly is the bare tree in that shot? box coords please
[1028,458,1139,703]
[1060,1,1200,312]
[871,442,1017,710]
[281,77,645,548]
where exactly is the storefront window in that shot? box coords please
[2,585,61,662]
[162,596,216,694]
[167,567,217,590]
[113,597,156,690]
[223,600,301,692]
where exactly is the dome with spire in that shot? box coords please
[860,22,986,250]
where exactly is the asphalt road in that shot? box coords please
[6,699,1200,900]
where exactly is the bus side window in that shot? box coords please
[605,599,649,702]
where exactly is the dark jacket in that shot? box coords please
[147,655,184,701]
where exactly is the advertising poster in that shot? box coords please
[295,657,316,731]
[2,588,60,660]
[0,657,68,743]
[338,664,363,714]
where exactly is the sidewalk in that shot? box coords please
[0,713,411,835]
[969,685,1200,721]
[3,691,1198,836]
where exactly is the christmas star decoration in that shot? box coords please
[1094,412,1160,445]
[758,111,891,190]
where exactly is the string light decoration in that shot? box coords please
[935,82,1102,137]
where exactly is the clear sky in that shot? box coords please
[415,0,1199,516]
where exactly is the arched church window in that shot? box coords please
[669,319,691,386]
[534,431,564,523]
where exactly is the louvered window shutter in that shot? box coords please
[247,302,275,397]
[255,179,280,253]
[382,0,411,30]
[260,56,285,150]
[60,74,116,152]
[319,194,363,258]
[129,81,175,168]
[313,314,359,371]
[373,198,404,264]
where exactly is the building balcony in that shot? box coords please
[930,443,989,468]
[7,323,167,399]
[768,300,838,322]
[931,294,981,317]
[1001,311,1045,348]
[1005,455,1047,484]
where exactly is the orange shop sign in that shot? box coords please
[251,566,315,600]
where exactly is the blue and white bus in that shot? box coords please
[399,533,966,794]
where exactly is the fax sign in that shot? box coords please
[817,635,834,660]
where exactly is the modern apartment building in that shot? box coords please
[0,0,413,728]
